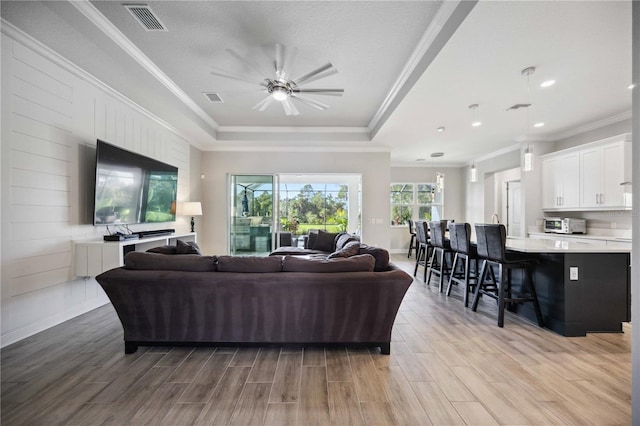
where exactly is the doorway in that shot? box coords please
[503,180,522,237]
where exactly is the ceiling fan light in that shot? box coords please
[271,88,289,101]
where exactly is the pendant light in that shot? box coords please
[469,104,479,183]
[522,66,535,172]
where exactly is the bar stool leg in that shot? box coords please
[446,253,459,296]
[413,244,423,277]
[471,260,487,312]
[463,256,471,307]
[497,264,506,328]
[426,248,437,284]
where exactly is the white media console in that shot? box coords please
[74,232,197,277]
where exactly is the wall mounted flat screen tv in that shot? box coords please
[93,140,178,226]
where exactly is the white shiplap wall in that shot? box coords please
[0,30,192,347]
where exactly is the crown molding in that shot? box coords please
[69,0,220,136]
[0,19,212,149]
[390,161,463,168]
[367,0,478,138]
[550,110,632,141]
[208,143,392,153]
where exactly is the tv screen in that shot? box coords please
[93,140,178,226]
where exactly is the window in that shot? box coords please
[279,183,349,235]
[390,182,443,225]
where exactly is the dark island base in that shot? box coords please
[504,251,630,337]
[124,340,391,355]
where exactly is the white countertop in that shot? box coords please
[528,232,632,242]
[506,238,631,253]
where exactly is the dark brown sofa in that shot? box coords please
[96,250,412,355]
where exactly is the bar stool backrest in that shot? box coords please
[415,221,426,245]
[449,223,471,254]
[429,221,447,248]
[475,224,507,262]
[408,219,415,234]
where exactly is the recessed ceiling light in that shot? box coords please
[540,80,556,88]
[430,152,444,158]
[416,158,426,162]
[437,127,445,132]
[471,121,482,127]
[629,84,636,90]
[533,122,545,128]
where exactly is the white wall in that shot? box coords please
[389,166,464,253]
[200,151,391,255]
[0,30,195,347]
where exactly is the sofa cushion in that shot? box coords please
[270,247,327,256]
[217,256,283,273]
[335,233,359,250]
[305,230,318,249]
[146,245,177,255]
[282,254,375,273]
[311,230,339,252]
[124,252,217,271]
[328,241,361,259]
[358,245,390,272]
[176,239,202,255]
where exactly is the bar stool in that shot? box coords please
[407,219,417,258]
[471,224,544,328]
[446,223,479,307]
[426,220,452,292]
[413,221,431,282]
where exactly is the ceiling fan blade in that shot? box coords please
[275,43,298,81]
[275,43,284,79]
[293,88,344,96]
[226,48,269,80]
[291,94,329,110]
[292,63,336,86]
[210,68,261,85]
[282,98,300,116]
[252,95,275,112]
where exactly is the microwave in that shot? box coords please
[544,217,586,234]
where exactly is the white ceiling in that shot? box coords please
[0,1,632,165]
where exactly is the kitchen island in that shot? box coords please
[500,238,630,336]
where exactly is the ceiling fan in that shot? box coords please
[210,44,344,116]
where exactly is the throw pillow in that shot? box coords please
[328,241,361,259]
[146,245,177,255]
[312,230,338,252]
[358,245,390,271]
[335,233,359,251]
[176,239,202,255]
[305,230,319,249]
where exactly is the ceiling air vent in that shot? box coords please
[506,103,532,111]
[203,93,224,103]
[124,4,167,31]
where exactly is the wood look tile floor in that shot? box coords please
[1,255,632,425]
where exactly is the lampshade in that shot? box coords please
[182,202,202,216]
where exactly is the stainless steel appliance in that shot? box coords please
[543,217,586,234]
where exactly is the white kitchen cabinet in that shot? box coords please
[580,139,630,208]
[542,133,631,211]
[541,152,579,209]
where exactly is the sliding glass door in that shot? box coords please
[229,175,277,256]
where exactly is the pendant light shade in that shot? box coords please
[469,104,479,182]
[522,67,535,172]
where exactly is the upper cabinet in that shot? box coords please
[541,152,580,209]
[542,134,631,212]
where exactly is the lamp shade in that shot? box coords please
[182,202,202,216]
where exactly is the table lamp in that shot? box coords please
[183,202,202,233]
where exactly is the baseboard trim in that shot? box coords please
[0,297,110,349]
